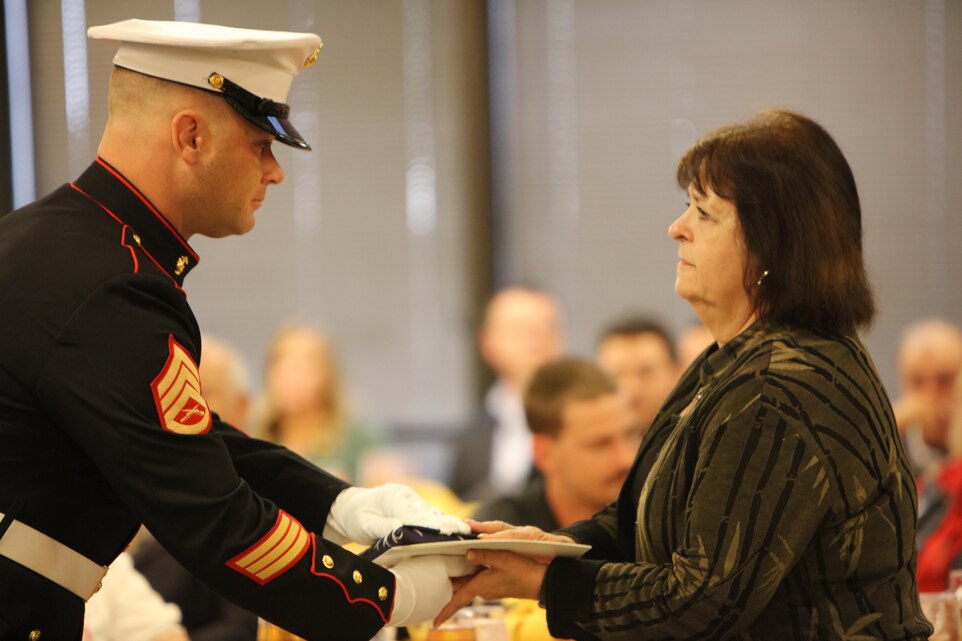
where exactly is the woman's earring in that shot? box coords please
[756,269,769,287]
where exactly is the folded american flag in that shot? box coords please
[359,526,478,561]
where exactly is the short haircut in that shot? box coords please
[482,284,559,325]
[676,109,876,337]
[597,315,677,363]
[524,357,618,437]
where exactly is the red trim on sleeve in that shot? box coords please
[307,533,391,624]
[387,570,397,623]
[94,157,198,261]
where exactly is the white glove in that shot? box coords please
[388,555,472,627]
[322,484,470,545]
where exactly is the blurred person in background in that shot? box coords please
[915,368,962,593]
[450,287,565,501]
[470,357,640,641]
[596,316,679,436]
[475,356,640,532]
[134,334,258,641]
[255,323,383,482]
[675,321,715,371]
[893,319,962,480]
[438,110,931,640]
[198,335,253,431]
[84,552,189,641]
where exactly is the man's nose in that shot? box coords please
[264,151,285,185]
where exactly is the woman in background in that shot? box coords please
[256,323,382,483]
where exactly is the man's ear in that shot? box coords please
[532,433,555,475]
[171,110,205,164]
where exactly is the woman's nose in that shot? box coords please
[668,209,689,241]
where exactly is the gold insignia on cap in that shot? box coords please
[378,586,389,601]
[29,631,42,641]
[322,555,334,569]
[303,43,322,68]
[132,234,141,245]
[175,256,189,275]
[208,73,225,90]
[353,570,363,584]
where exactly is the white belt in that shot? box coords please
[0,511,108,601]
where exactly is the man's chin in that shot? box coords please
[233,211,257,236]
[198,219,255,239]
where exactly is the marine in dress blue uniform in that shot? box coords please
[0,19,464,641]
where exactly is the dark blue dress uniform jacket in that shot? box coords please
[0,159,395,641]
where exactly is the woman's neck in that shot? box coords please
[698,306,758,347]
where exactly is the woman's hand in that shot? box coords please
[433,549,549,626]
[468,519,576,545]
[431,521,577,625]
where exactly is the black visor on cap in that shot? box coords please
[209,72,310,150]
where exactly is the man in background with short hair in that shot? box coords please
[596,316,679,436]
[474,357,641,531]
[894,319,962,478]
[197,335,252,432]
[450,287,565,501]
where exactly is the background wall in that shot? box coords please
[15,1,962,465]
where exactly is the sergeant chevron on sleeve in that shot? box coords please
[0,18,469,641]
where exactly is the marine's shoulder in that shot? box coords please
[1,183,126,257]
[3,185,167,281]
[0,186,182,317]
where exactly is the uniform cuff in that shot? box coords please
[542,557,606,638]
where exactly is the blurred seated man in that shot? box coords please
[197,335,252,430]
[450,287,565,501]
[916,371,962,592]
[474,357,641,531]
[893,319,962,479]
[469,358,641,641]
[134,335,258,641]
[596,315,679,436]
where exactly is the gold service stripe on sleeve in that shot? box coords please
[256,527,310,581]
[246,518,303,575]
[234,513,293,569]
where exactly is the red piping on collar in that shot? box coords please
[70,182,182,291]
[94,157,199,262]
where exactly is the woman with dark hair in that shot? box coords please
[438,110,932,639]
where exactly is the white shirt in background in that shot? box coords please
[486,382,533,496]
[83,552,187,641]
